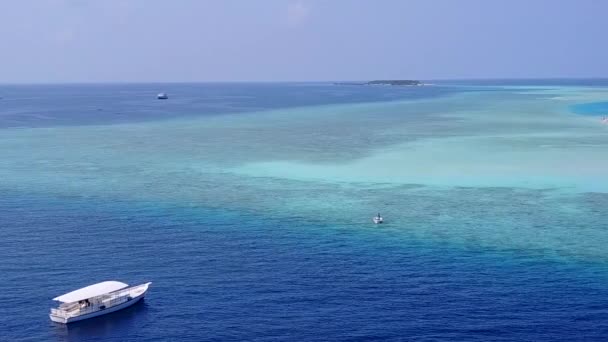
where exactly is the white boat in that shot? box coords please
[50,281,151,324]
[157,93,168,99]
[373,213,383,224]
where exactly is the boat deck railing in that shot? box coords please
[51,284,146,318]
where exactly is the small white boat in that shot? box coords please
[373,213,384,224]
[50,281,151,324]
[157,93,168,100]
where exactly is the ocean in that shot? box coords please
[1,81,608,341]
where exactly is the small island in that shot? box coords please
[334,80,424,86]
[367,80,422,86]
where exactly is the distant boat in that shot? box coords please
[373,213,384,224]
[50,280,151,324]
[157,93,168,100]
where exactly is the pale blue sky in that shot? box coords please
[1,0,606,83]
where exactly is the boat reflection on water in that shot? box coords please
[51,299,149,342]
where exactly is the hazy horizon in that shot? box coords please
[4,77,608,86]
[1,0,606,83]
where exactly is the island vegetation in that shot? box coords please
[334,80,423,86]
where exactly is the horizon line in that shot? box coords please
[2,77,608,86]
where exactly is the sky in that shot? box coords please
[1,0,607,83]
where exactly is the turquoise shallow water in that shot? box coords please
[1,82,608,340]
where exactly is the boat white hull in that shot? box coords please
[50,284,149,324]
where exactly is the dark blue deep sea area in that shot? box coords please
[2,81,608,341]
[3,192,608,341]
[0,82,460,128]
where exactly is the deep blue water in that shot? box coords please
[3,192,608,341]
[2,82,608,341]
[0,83,459,128]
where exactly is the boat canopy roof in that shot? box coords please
[53,281,128,303]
